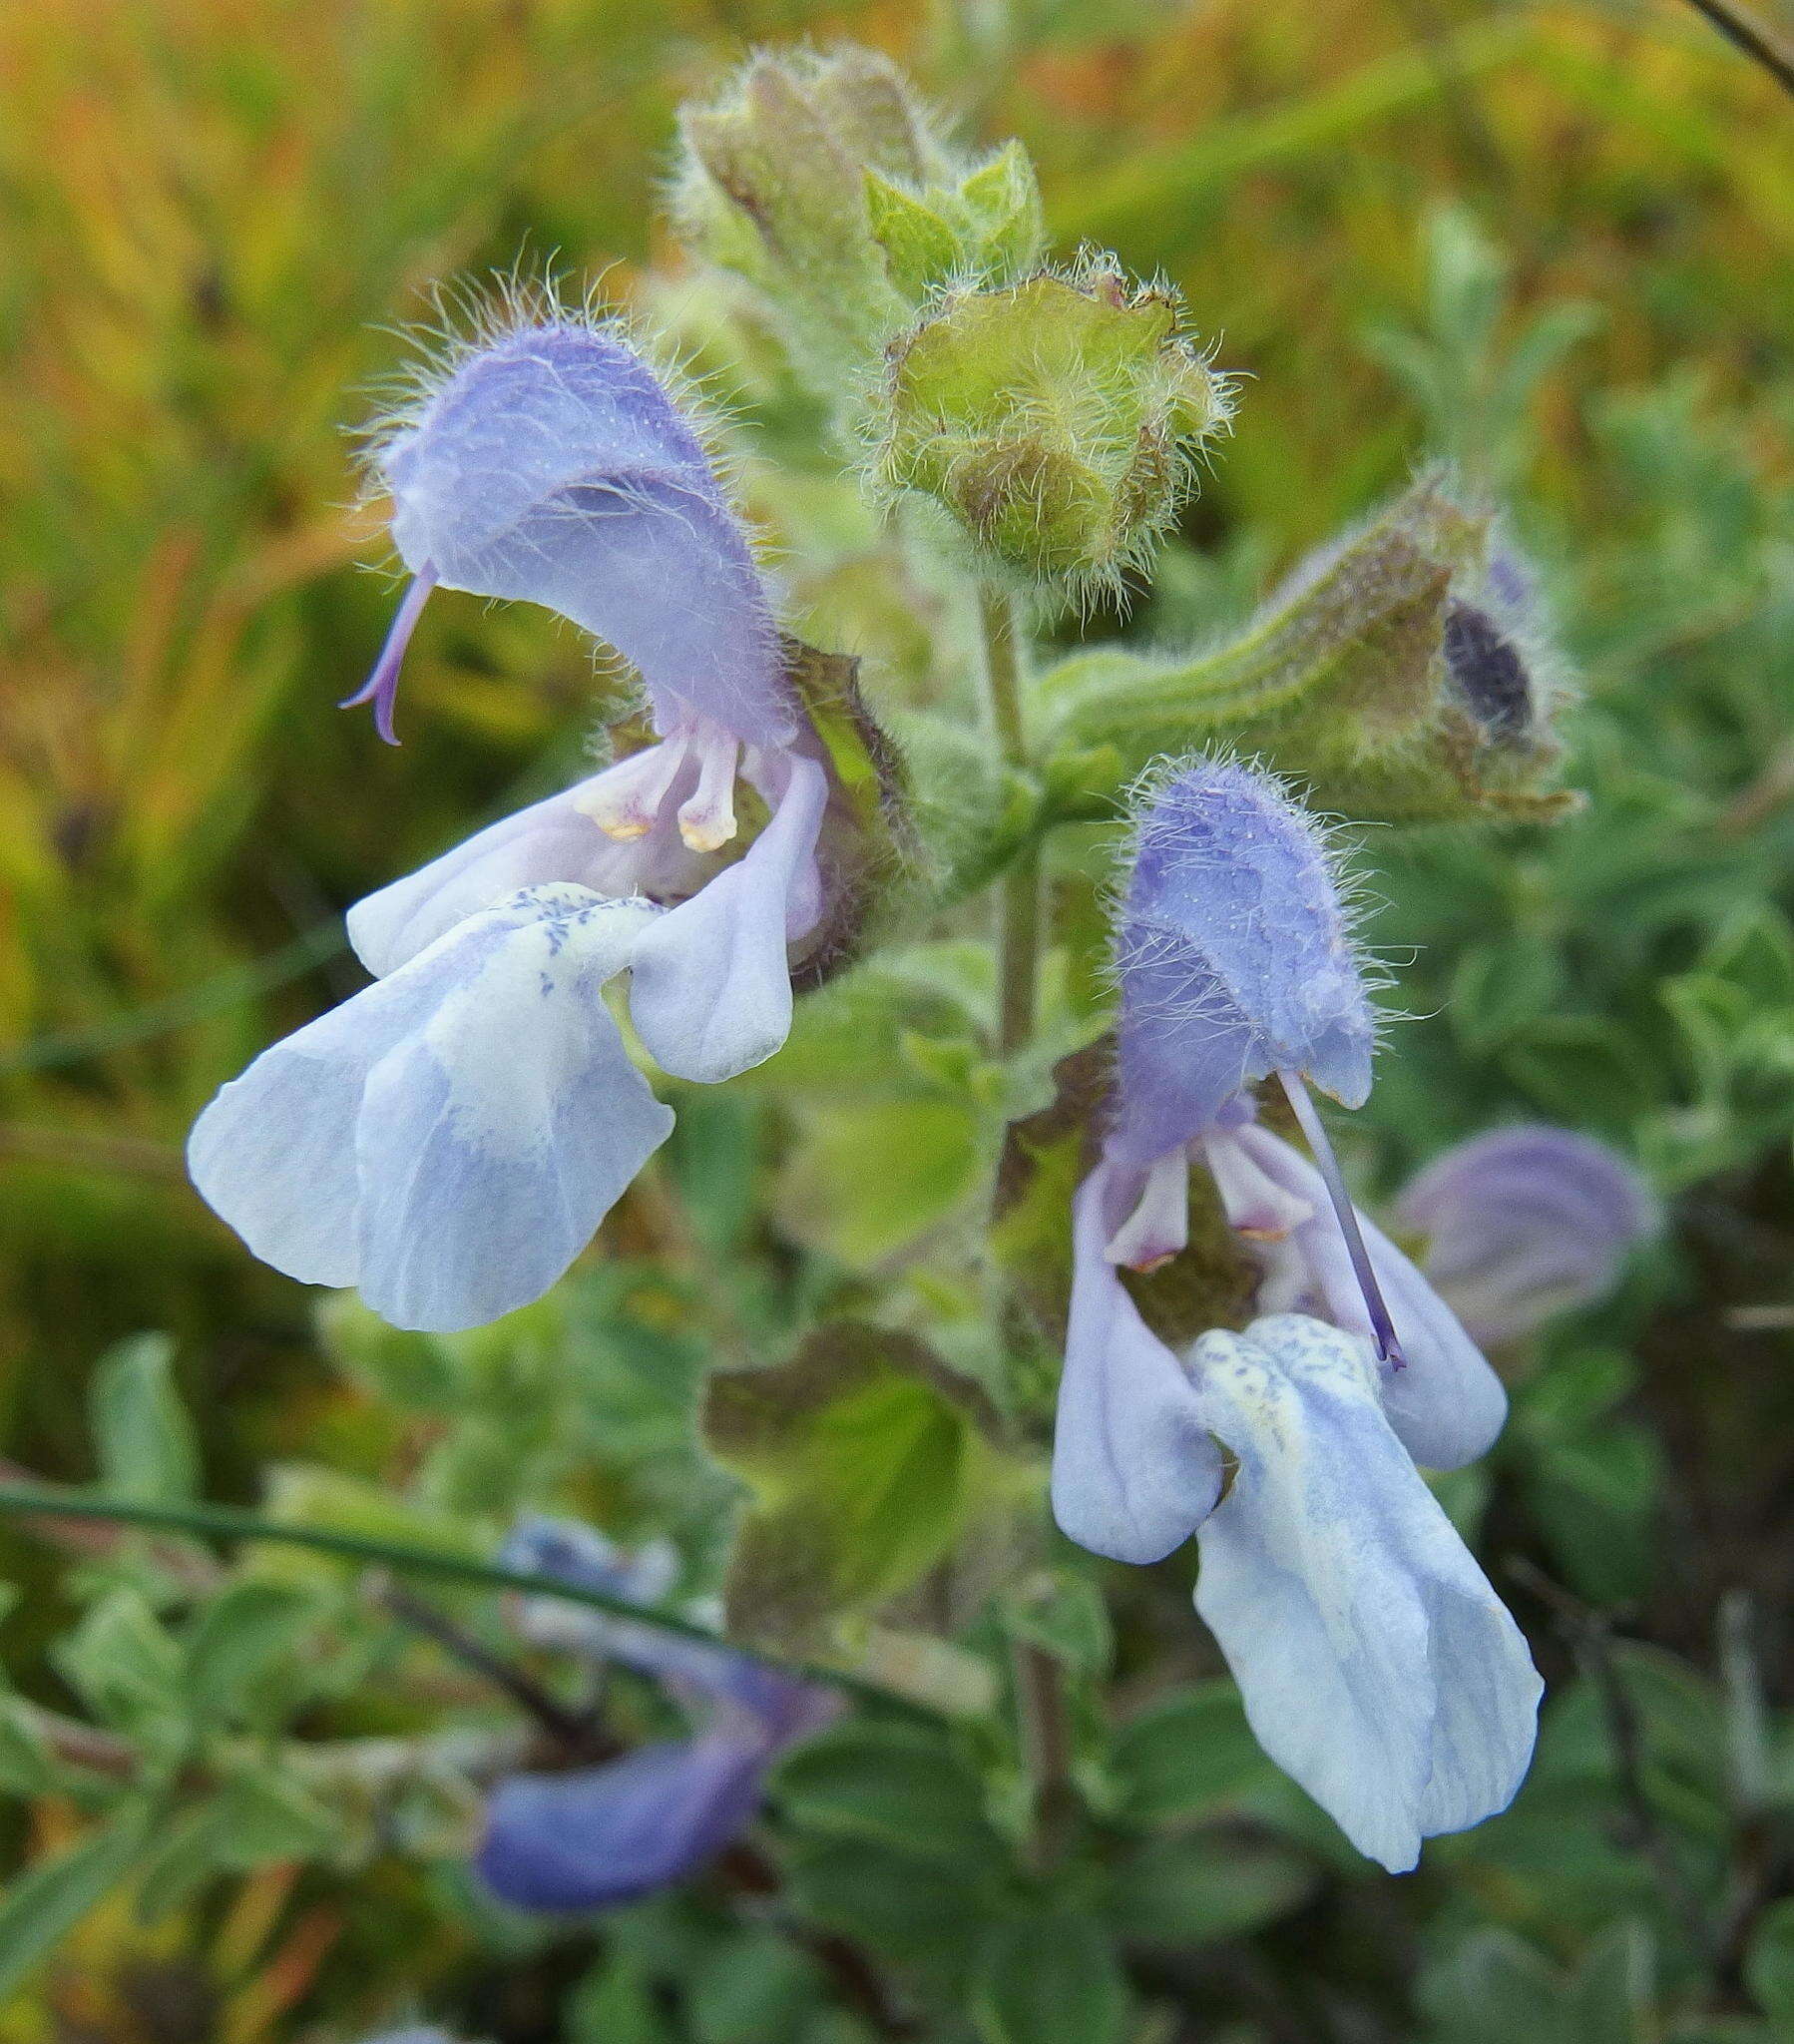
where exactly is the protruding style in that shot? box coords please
[1049,760,1539,1866]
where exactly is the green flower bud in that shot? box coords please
[869,263,1233,597]
[673,48,1047,398]
[1035,472,1575,823]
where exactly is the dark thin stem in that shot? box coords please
[1678,0,1794,98]
[1276,1069,1404,1366]
[724,1842,920,2038]
[1011,1638,1077,1870]
[378,1581,609,1757]
[0,1484,936,1723]
[1511,1561,1720,1966]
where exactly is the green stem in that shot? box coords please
[0,1485,933,1722]
[979,586,1040,1057]
[975,587,1073,1862]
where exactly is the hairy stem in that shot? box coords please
[980,586,1041,1057]
[976,585,1074,1860]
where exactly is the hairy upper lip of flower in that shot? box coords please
[346,309,796,752]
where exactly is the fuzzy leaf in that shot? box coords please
[88,1332,200,1503]
[0,1805,154,2000]
[704,1324,991,1642]
[971,1914,1129,2044]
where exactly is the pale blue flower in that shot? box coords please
[345,312,837,1085]
[189,889,671,1332]
[1191,1314,1541,1872]
[192,314,844,1326]
[348,315,791,750]
[1106,757,1375,1171]
[1050,763,1539,1867]
[476,1519,837,1911]
[1052,757,1502,1560]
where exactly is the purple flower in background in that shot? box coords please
[1396,1124,1657,1346]
[1049,759,1538,1868]
[476,1519,838,1912]
[190,311,843,1329]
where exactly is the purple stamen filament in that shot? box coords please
[1277,1068,1406,1369]
[340,563,439,746]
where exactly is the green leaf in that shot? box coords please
[567,1956,681,2044]
[1106,1833,1316,1947]
[775,1096,984,1268]
[1109,1681,1278,1825]
[952,141,1046,278]
[1450,937,1567,1055]
[315,1292,467,1414]
[783,1836,996,1984]
[51,1588,184,1743]
[773,1722,1008,1867]
[209,1767,343,1865]
[1503,1019,1663,1134]
[253,1464,482,1587]
[0,1803,153,2000]
[864,171,962,301]
[87,1333,200,1503]
[132,1769,344,1924]
[1745,1896,1794,2024]
[183,1579,321,1728]
[998,1572,1113,1676]
[1416,1928,1569,2044]
[705,1323,990,1640]
[1570,1920,1654,2044]
[688,1928,825,2044]
[0,1700,54,1797]
[1523,1425,1662,1606]
[970,1913,1128,2044]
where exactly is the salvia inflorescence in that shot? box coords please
[181,46,1636,1917]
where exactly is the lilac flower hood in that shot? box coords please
[1109,759,1374,1168]
[368,318,793,748]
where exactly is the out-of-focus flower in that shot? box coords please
[1396,1124,1657,1346]
[476,1519,838,1911]
[1048,761,1538,1867]
[191,312,887,1329]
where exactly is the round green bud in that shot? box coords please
[870,265,1233,595]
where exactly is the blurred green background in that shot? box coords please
[2,0,1793,2037]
